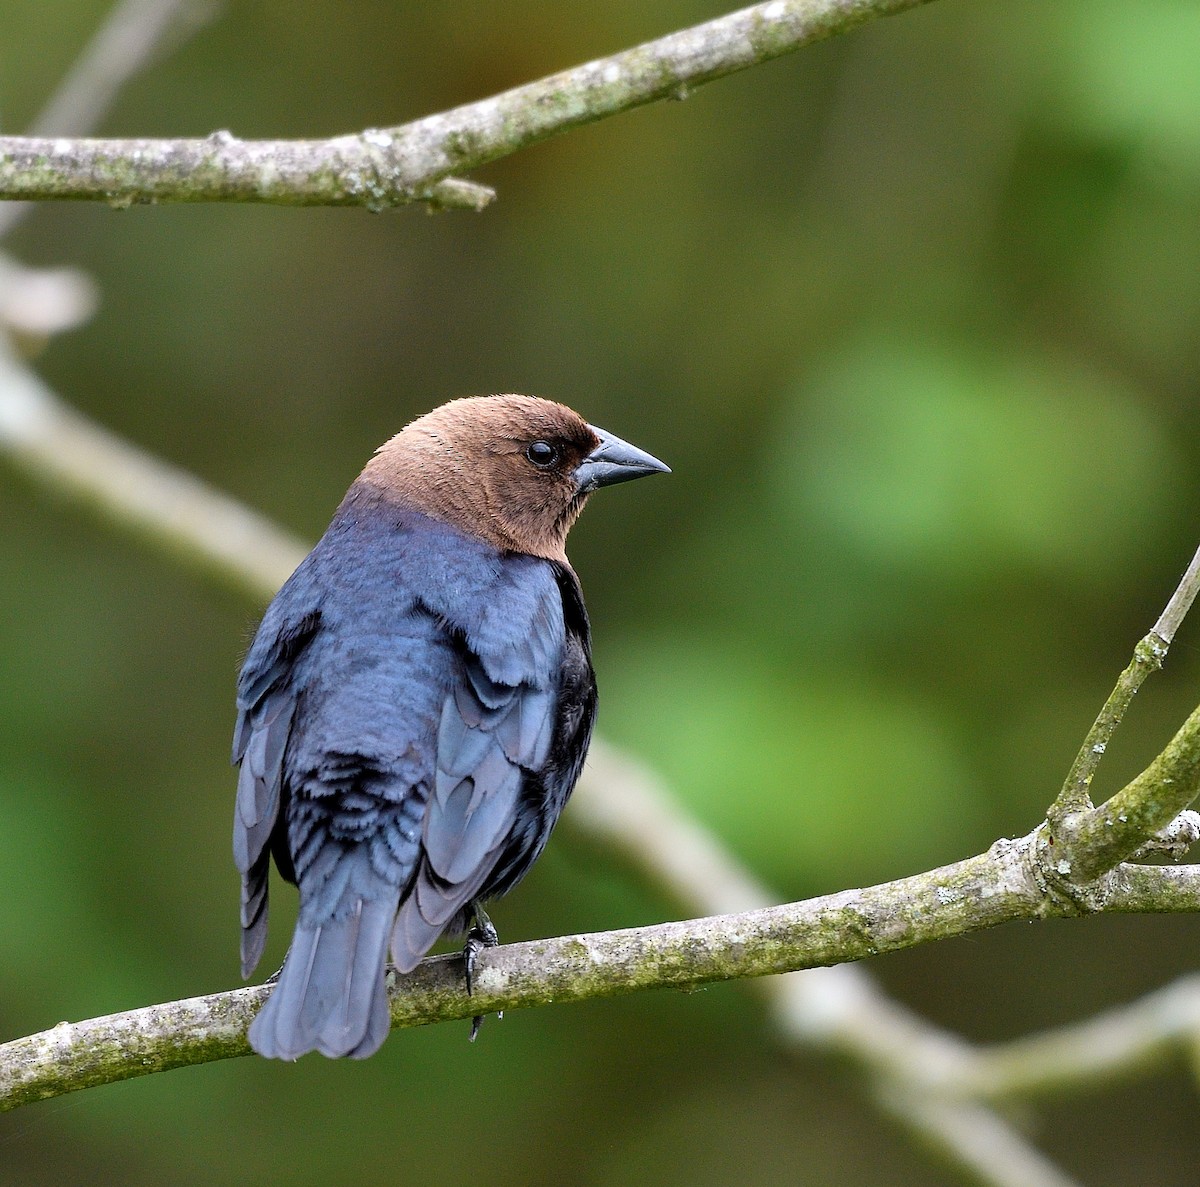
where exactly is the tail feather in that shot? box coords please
[249,894,397,1060]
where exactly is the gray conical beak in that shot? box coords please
[573,425,670,494]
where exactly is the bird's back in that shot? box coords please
[234,496,594,1058]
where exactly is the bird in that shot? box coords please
[232,394,668,1060]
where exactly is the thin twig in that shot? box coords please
[876,1096,1080,1187]
[1154,541,1200,644]
[1044,546,1200,878]
[27,0,216,138]
[0,0,218,239]
[0,0,935,212]
[1050,542,1200,827]
[1049,635,1168,822]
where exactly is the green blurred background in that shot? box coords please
[4,0,1200,1182]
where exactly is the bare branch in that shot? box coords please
[576,746,1081,1187]
[0,0,934,212]
[1047,540,1200,878]
[875,1097,1081,1187]
[27,0,217,139]
[1153,541,1200,645]
[1057,706,1200,883]
[0,257,97,339]
[3,825,1198,1113]
[1049,634,1169,823]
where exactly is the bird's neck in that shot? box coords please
[353,441,572,565]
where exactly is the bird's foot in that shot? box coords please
[463,905,500,1042]
[463,908,499,995]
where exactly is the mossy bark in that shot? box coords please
[0,0,934,211]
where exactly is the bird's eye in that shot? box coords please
[525,441,559,468]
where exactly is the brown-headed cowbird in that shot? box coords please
[233,394,668,1060]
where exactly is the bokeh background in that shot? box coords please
[4,0,1200,1183]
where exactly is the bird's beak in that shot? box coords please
[574,425,671,494]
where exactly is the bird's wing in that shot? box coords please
[389,593,563,971]
[232,606,321,977]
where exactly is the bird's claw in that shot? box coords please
[469,1007,504,1043]
[463,906,500,1041]
[463,915,499,996]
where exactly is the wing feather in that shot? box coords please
[388,589,563,970]
[232,608,320,977]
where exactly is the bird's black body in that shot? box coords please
[234,494,596,1059]
[232,394,666,1060]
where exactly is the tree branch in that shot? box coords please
[3,827,1197,1113]
[0,0,934,212]
[574,745,1164,1187]
[1048,632,1169,824]
[1058,706,1200,883]
[1040,540,1200,883]
[1048,542,1200,826]
[875,1098,1080,1187]
[1049,540,1200,829]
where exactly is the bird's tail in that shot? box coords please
[248,875,398,1061]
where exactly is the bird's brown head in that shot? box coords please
[355,394,669,562]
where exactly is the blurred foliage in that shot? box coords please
[4,1,1200,1183]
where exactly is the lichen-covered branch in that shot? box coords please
[1057,704,1200,883]
[1048,633,1169,823]
[576,746,1079,1187]
[1049,541,1200,826]
[0,0,934,212]
[1037,541,1200,882]
[3,828,1197,1113]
